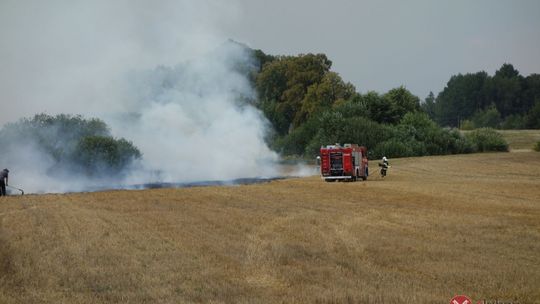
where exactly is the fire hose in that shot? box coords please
[6,185,24,195]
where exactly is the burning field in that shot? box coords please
[1,151,539,303]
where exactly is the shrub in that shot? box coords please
[534,141,540,152]
[73,136,141,176]
[470,105,502,128]
[333,97,369,119]
[525,100,540,129]
[0,114,142,178]
[340,117,394,149]
[372,139,414,159]
[465,128,509,152]
[304,115,396,157]
[460,120,475,130]
[447,129,475,154]
[501,114,525,130]
[274,116,320,155]
[0,114,110,162]
[304,132,325,157]
[399,111,437,130]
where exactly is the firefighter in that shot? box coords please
[380,157,389,178]
[0,168,8,196]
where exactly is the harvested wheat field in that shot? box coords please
[1,152,539,303]
[499,129,540,151]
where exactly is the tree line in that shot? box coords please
[1,44,532,178]
[249,48,517,158]
[422,63,540,129]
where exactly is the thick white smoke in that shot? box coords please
[110,43,279,184]
[0,1,281,193]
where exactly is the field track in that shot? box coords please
[1,152,539,303]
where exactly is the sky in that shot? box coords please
[1,0,539,125]
[223,0,540,99]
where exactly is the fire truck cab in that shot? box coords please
[319,143,368,182]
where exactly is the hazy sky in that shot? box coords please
[1,0,539,125]
[223,0,540,99]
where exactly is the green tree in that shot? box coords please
[489,64,524,116]
[363,91,394,124]
[74,136,141,176]
[522,74,540,115]
[470,104,502,128]
[495,63,520,78]
[339,117,394,152]
[333,94,369,119]
[255,53,333,134]
[422,91,436,119]
[434,72,490,127]
[296,72,356,125]
[0,114,142,178]
[500,114,525,129]
[525,99,540,129]
[378,86,421,124]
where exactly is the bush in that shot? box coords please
[371,139,414,159]
[534,141,540,152]
[525,100,540,129]
[303,115,396,157]
[0,114,142,178]
[470,105,502,128]
[340,117,394,149]
[465,128,509,152]
[399,111,437,130]
[333,97,369,119]
[73,136,141,176]
[460,120,475,130]
[447,129,475,154]
[501,114,525,129]
[0,114,110,162]
[271,101,495,158]
[304,132,325,157]
[273,116,321,155]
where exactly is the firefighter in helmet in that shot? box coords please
[380,157,389,178]
[0,168,9,196]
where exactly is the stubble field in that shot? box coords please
[1,152,539,303]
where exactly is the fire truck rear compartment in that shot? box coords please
[330,152,344,175]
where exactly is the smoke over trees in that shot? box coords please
[0,114,141,179]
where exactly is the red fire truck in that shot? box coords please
[319,144,368,182]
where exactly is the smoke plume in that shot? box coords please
[0,1,281,193]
